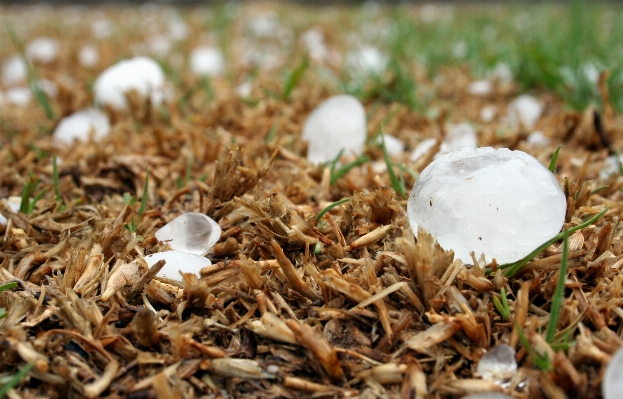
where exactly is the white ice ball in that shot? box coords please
[26,37,59,63]
[508,94,543,130]
[53,108,111,145]
[155,212,222,255]
[190,46,225,76]
[93,56,168,109]
[302,94,367,165]
[407,147,566,264]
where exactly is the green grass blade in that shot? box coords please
[316,198,350,225]
[492,294,509,320]
[0,282,18,294]
[381,132,406,196]
[138,167,149,219]
[502,207,607,277]
[330,155,370,186]
[327,149,345,175]
[19,176,37,214]
[5,21,54,120]
[549,145,562,173]
[0,363,34,398]
[52,154,63,210]
[0,308,5,320]
[546,230,569,344]
[282,56,309,100]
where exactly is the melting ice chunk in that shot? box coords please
[190,46,225,76]
[407,147,566,264]
[508,94,543,130]
[93,56,169,109]
[603,346,623,399]
[302,94,366,165]
[53,108,111,145]
[144,251,211,281]
[155,212,222,255]
[477,344,517,382]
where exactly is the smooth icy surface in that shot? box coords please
[0,196,21,226]
[407,147,566,264]
[477,344,517,381]
[144,251,211,281]
[190,46,225,76]
[604,346,623,399]
[302,94,366,164]
[508,94,543,130]
[155,212,222,255]
[53,108,111,145]
[93,56,167,109]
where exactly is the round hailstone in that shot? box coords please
[467,79,493,96]
[480,105,497,123]
[604,346,623,399]
[79,45,99,68]
[526,131,550,147]
[0,196,22,226]
[190,46,225,76]
[5,87,31,106]
[376,134,404,156]
[439,123,477,154]
[302,94,366,165]
[508,94,543,130]
[155,212,222,255]
[93,56,168,109]
[144,251,211,281]
[2,55,27,86]
[476,345,517,381]
[53,108,111,145]
[407,147,566,264]
[26,37,59,63]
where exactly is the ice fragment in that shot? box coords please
[53,108,111,145]
[93,56,169,109]
[476,344,517,382]
[407,147,566,264]
[603,346,623,399]
[144,251,211,281]
[302,94,366,165]
[508,94,543,130]
[155,212,222,255]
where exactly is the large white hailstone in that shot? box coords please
[604,346,623,399]
[302,94,367,165]
[345,45,388,76]
[93,56,168,109]
[0,196,21,226]
[376,134,404,156]
[53,108,111,145]
[79,45,99,68]
[476,345,517,382]
[26,37,60,63]
[155,212,222,255]
[438,123,477,154]
[407,147,566,264]
[508,94,543,130]
[467,79,493,96]
[2,55,27,86]
[5,87,31,106]
[144,251,211,281]
[190,46,225,76]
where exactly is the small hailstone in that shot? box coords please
[462,394,514,399]
[155,212,222,255]
[489,62,513,83]
[301,28,329,63]
[0,196,21,226]
[526,131,550,147]
[33,79,57,98]
[5,87,31,106]
[53,108,111,145]
[452,41,468,59]
[376,134,404,156]
[302,94,367,165]
[603,346,623,399]
[93,56,168,109]
[600,155,623,180]
[144,251,211,281]
[508,94,543,130]
[438,123,477,154]
[476,345,517,381]
[92,19,114,39]
[168,18,189,41]
[409,138,437,163]
[190,46,225,76]
[467,80,493,96]
[480,105,497,123]
[146,35,172,57]
[407,147,566,264]
[26,37,59,63]
[79,45,99,68]
[2,55,27,86]
[248,12,279,38]
[235,80,253,98]
[345,45,388,76]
